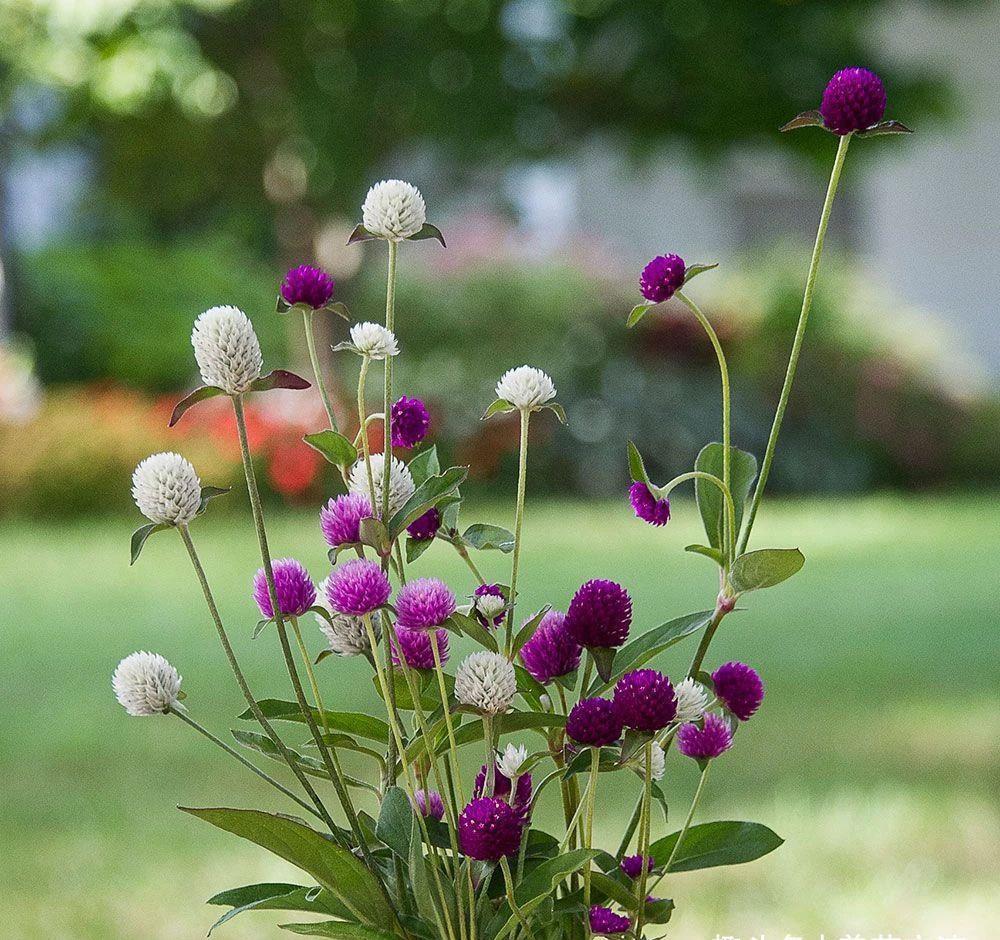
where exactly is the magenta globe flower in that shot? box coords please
[589,906,631,934]
[639,253,685,303]
[391,396,431,449]
[406,507,441,542]
[325,559,391,616]
[519,610,581,684]
[620,854,655,880]
[613,669,677,732]
[253,558,316,618]
[391,625,449,670]
[564,579,632,649]
[474,763,532,824]
[566,697,623,747]
[413,788,445,821]
[820,67,886,135]
[629,481,671,526]
[677,712,733,760]
[320,493,372,547]
[711,661,765,721]
[280,264,335,309]
[458,797,523,860]
[395,577,456,631]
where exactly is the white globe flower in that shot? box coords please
[475,593,506,622]
[675,677,710,722]
[495,366,556,410]
[648,742,665,781]
[113,651,182,716]
[455,651,516,715]
[315,578,378,656]
[349,321,400,360]
[496,742,529,779]
[362,179,426,241]
[191,305,263,394]
[348,453,415,517]
[131,452,202,525]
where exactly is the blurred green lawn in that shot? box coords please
[3,494,998,939]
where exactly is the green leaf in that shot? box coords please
[588,871,638,911]
[129,522,170,565]
[588,646,615,683]
[620,728,654,763]
[408,798,445,930]
[347,224,378,244]
[684,543,725,566]
[280,924,398,939]
[542,402,567,424]
[650,820,783,872]
[303,431,358,468]
[387,466,468,541]
[323,301,352,320]
[856,119,913,137]
[237,699,389,744]
[780,108,825,132]
[409,222,447,246]
[462,523,515,553]
[251,369,311,392]
[169,384,226,427]
[406,536,434,563]
[358,517,390,556]
[207,883,347,935]
[482,398,515,420]
[626,440,650,484]
[447,610,499,653]
[694,443,757,551]
[626,302,654,328]
[511,606,550,657]
[198,485,231,515]
[375,669,452,713]
[407,445,441,486]
[682,261,719,284]
[181,807,395,930]
[375,786,413,860]
[729,548,804,593]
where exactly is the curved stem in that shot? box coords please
[504,408,530,655]
[453,538,486,585]
[583,747,600,940]
[738,133,852,556]
[303,308,338,431]
[660,470,736,556]
[649,761,712,895]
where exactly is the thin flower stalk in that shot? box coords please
[504,408,530,654]
[649,762,713,896]
[634,741,655,935]
[430,628,465,804]
[302,308,339,431]
[583,747,600,940]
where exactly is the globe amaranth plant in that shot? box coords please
[116,70,909,940]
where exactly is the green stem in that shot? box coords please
[453,537,486,585]
[500,857,532,938]
[381,239,398,543]
[583,747,600,940]
[660,470,735,555]
[687,603,729,679]
[303,308,338,431]
[356,357,379,512]
[634,742,654,936]
[483,714,495,793]
[504,408,530,655]
[738,132,852,557]
[431,628,465,804]
[649,762,712,895]
[615,795,643,859]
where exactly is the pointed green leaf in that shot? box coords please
[682,262,719,284]
[511,605,550,657]
[695,443,757,551]
[462,523,515,553]
[407,445,441,486]
[303,431,358,468]
[375,786,413,859]
[409,222,446,246]
[627,440,650,484]
[207,883,347,935]
[236,699,389,744]
[649,820,783,872]
[387,466,468,541]
[280,923,398,938]
[780,109,825,132]
[358,517,390,556]
[684,543,725,566]
[347,224,378,244]
[169,384,227,427]
[197,486,231,515]
[405,536,434,563]
[482,398,515,420]
[542,402,567,424]
[323,301,352,320]
[627,302,654,328]
[129,522,170,565]
[447,610,499,653]
[588,646,616,683]
[729,548,804,593]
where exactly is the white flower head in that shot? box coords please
[455,651,517,715]
[362,179,426,241]
[348,453,415,517]
[475,593,506,622]
[315,578,379,656]
[113,651,182,716]
[495,366,556,411]
[349,322,399,360]
[675,677,709,723]
[191,305,263,394]
[633,741,665,781]
[131,452,202,525]
[496,742,529,779]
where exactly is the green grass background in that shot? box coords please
[3,494,998,939]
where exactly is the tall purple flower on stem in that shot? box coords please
[458,797,523,860]
[395,577,456,631]
[677,712,733,761]
[629,481,671,526]
[620,854,655,880]
[391,626,450,670]
[564,579,632,649]
[391,396,431,449]
[519,610,581,684]
[474,763,533,824]
[820,67,886,135]
[320,493,372,547]
[325,559,391,616]
[473,583,506,629]
[711,661,765,721]
[589,906,631,935]
[406,507,441,541]
[413,789,445,821]
[280,264,335,309]
[613,669,677,732]
[639,254,685,303]
[253,558,316,618]
[566,697,623,747]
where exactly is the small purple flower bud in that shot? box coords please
[639,253,685,303]
[320,493,373,547]
[711,661,765,721]
[820,67,886,135]
[391,625,449,670]
[589,906,631,934]
[325,559,391,616]
[620,854,655,880]
[629,481,671,526]
[253,558,316,618]
[406,507,441,542]
[391,396,431,449]
[677,712,733,761]
[473,763,533,825]
[564,579,632,649]
[566,697,623,747]
[458,797,523,860]
[413,788,445,821]
[613,669,677,732]
[280,264,335,309]
[395,577,456,631]
[519,610,582,684]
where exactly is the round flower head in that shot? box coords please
[348,453,415,517]
[320,493,372,547]
[458,797,522,861]
[455,651,517,715]
[406,507,441,542]
[325,558,391,616]
[614,669,677,732]
[620,854,655,880]
[253,558,317,618]
[495,365,556,410]
[589,906,631,935]
[711,661,765,721]
[519,610,581,684]
[629,481,671,526]
[820,67,886,135]
[474,756,533,824]
[391,396,430,449]
[677,712,733,761]
[280,264,335,309]
[315,581,378,656]
[349,321,399,360]
[675,677,710,722]
[113,651,181,716]
[191,305,263,394]
[131,452,201,525]
[391,625,449,670]
[414,788,445,821]
[396,577,456,631]
[647,741,665,781]
[639,253,685,303]
[473,583,506,629]
[362,179,427,241]
[566,697,623,747]
[564,579,632,649]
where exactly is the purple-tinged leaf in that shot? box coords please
[409,222,446,247]
[169,384,227,427]
[347,224,378,245]
[780,109,826,133]
[250,370,311,393]
[856,120,914,137]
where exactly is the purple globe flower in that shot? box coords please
[820,67,886,135]
[677,712,733,760]
[566,697,623,747]
[391,396,431,449]
[325,559,391,616]
[406,507,441,542]
[474,763,533,824]
[391,625,449,670]
[629,481,671,526]
[458,797,523,861]
[519,610,581,684]
[620,854,655,880]
[564,579,632,649]
[473,583,506,629]
[280,264,335,309]
[639,253,685,304]
[613,669,678,733]
[253,558,316,618]
[413,788,445,821]
[589,906,631,935]
[711,661,765,721]
[320,493,372,547]
[396,577,456,631]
